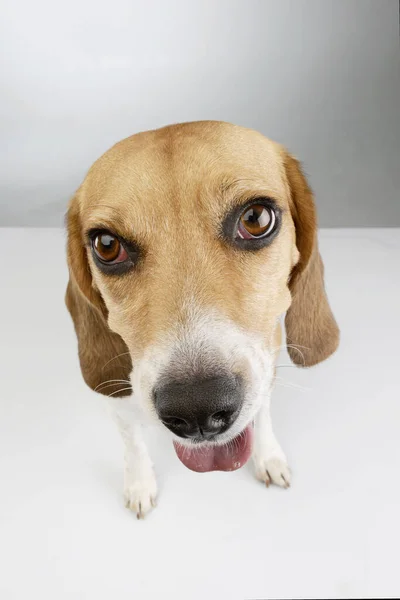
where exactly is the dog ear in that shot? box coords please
[284,153,339,367]
[65,191,132,396]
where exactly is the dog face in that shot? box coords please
[66,121,339,472]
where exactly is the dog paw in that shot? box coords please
[253,454,291,489]
[124,472,158,519]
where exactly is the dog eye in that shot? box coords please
[93,232,128,264]
[237,204,276,240]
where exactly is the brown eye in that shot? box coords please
[237,204,275,240]
[93,232,128,263]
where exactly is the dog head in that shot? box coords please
[66,121,339,472]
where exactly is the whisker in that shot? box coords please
[274,382,309,392]
[286,343,310,350]
[274,376,310,392]
[108,387,133,397]
[101,352,131,372]
[271,343,310,352]
[95,378,131,391]
[271,343,310,363]
[285,345,306,366]
[95,381,132,392]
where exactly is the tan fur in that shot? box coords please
[65,121,339,396]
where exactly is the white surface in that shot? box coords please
[1,0,400,227]
[0,227,399,599]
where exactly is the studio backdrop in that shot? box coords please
[1,0,399,227]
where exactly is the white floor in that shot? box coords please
[0,228,399,600]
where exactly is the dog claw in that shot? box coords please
[265,470,272,487]
[124,472,158,518]
[254,455,292,489]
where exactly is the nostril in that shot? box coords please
[211,410,232,422]
[161,416,189,429]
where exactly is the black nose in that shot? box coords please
[154,374,244,440]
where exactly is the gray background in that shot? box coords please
[1,0,399,227]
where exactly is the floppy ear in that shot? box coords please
[65,192,132,396]
[284,153,339,367]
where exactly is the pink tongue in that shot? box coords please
[173,424,253,472]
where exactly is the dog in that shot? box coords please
[66,121,339,518]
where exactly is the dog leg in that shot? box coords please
[110,399,157,518]
[252,397,291,488]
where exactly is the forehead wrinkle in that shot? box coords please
[217,177,287,209]
[177,149,288,215]
[83,203,165,244]
[81,171,176,242]
[83,212,134,238]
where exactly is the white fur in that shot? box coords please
[109,308,289,515]
[252,393,291,488]
[109,398,157,518]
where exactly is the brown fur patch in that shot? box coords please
[66,198,132,396]
[283,153,340,366]
[65,278,132,396]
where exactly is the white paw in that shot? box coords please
[253,453,291,489]
[124,472,158,519]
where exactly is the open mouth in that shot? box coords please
[173,423,254,472]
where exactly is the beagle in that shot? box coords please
[66,121,339,518]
